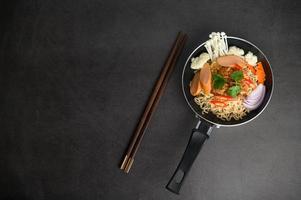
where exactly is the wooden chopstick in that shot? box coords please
[120,32,184,171]
[123,34,188,173]
[120,32,187,173]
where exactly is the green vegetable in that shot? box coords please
[230,71,243,82]
[227,85,241,97]
[213,74,226,89]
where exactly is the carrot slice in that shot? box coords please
[213,94,233,100]
[210,100,227,107]
[256,62,266,84]
[190,71,202,96]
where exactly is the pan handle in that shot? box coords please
[166,120,214,194]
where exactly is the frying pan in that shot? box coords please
[166,36,274,194]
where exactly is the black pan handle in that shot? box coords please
[166,120,214,194]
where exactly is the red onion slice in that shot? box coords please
[243,84,266,110]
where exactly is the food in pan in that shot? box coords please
[189,32,266,121]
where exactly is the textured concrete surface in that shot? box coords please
[0,0,300,199]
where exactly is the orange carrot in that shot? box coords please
[210,100,227,107]
[213,95,233,100]
[256,62,266,84]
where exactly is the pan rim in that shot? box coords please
[181,36,274,127]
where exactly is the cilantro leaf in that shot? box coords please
[227,85,241,97]
[213,74,226,89]
[230,71,243,82]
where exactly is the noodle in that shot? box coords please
[194,64,256,121]
[194,92,249,121]
[189,33,265,121]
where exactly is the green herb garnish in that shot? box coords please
[227,85,241,97]
[230,71,243,82]
[213,74,226,89]
[227,70,243,97]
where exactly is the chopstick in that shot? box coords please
[120,32,188,173]
[120,32,184,171]
[123,34,188,173]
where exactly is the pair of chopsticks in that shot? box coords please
[120,32,188,173]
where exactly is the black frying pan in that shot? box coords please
[166,36,274,194]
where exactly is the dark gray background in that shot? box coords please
[0,0,300,199]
